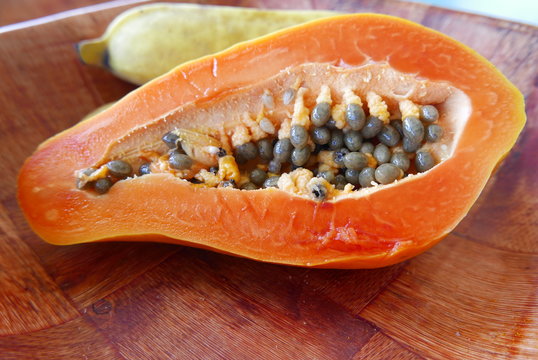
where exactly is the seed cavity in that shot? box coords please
[77,84,445,199]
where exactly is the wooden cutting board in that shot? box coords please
[0,1,536,359]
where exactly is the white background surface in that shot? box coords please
[411,0,538,25]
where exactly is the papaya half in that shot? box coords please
[18,14,525,269]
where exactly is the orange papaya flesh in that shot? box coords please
[18,14,525,269]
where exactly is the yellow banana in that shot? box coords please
[77,3,338,85]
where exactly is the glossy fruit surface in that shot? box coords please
[19,14,525,268]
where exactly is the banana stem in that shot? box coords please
[77,38,108,67]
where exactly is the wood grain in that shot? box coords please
[0,0,536,359]
[352,332,423,360]
[0,0,110,26]
[0,205,79,336]
[360,234,538,359]
[85,249,379,359]
[0,318,121,360]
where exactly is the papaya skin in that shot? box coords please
[18,14,525,269]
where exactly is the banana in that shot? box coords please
[77,3,338,85]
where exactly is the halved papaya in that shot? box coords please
[18,14,525,268]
